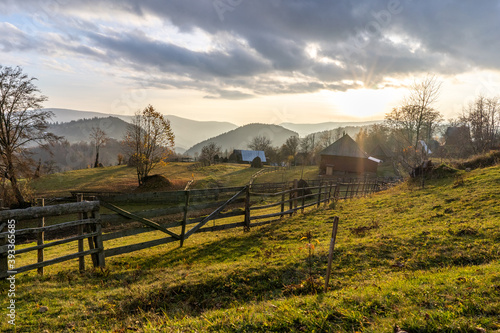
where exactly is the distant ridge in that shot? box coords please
[48,116,129,143]
[280,120,383,137]
[44,108,238,151]
[185,123,298,156]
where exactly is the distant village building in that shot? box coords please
[229,150,267,164]
[319,134,379,175]
[369,143,393,163]
[444,126,471,146]
[443,126,472,157]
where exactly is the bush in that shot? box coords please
[454,150,500,170]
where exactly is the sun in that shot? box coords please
[322,87,404,120]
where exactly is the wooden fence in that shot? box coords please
[0,201,104,278]
[1,178,385,278]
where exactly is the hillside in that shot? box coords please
[5,165,500,332]
[30,163,253,197]
[48,116,129,143]
[280,120,382,137]
[46,108,238,151]
[185,123,299,156]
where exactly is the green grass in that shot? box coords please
[31,163,252,197]
[30,164,323,197]
[2,165,500,332]
[253,166,320,184]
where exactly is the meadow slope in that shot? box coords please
[2,165,499,332]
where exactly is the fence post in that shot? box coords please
[0,223,7,275]
[37,198,45,275]
[77,194,85,272]
[85,209,98,268]
[180,190,190,247]
[293,179,298,214]
[317,182,322,208]
[244,186,250,232]
[92,208,105,268]
[301,187,306,214]
[326,181,333,206]
[280,186,285,219]
[324,216,339,292]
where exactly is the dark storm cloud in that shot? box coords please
[85,30,270,78]
[3,0,500,96]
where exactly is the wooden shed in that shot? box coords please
[320,134,378,175]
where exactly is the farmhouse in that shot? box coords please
[229,149,267,164]
[319,134,379,175]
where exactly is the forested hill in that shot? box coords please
[48,117,129,143]
[185,123,298,156]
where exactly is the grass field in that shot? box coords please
[30,163,324,198]
[2,163,499,332]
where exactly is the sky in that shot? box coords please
[1,0,500,126]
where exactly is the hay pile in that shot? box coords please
[135,174,174,192]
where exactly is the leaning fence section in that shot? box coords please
[0,201,104,278]
[1,178,386,278]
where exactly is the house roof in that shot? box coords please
[370,143,393,158]
[320,134,368,158]
[234,150,267,162]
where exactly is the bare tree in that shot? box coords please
[0,66,60,206]
[199,142,221,166]
[459,95,499,153]
[124,105,175,185]
[281,136,300,166]
[90,125,109,167]
[300,134,317,165]
[248,135,272,151]
[385,75,443,166]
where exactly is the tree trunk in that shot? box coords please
[94,150,100,168]
[6,163,25,206]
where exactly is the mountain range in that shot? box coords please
[185,123,299,156]
[46,108,238,152]
[280,120,382,137]
[44,108,383,155]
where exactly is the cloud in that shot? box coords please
[2,0,500,98]
[203,89,255,100]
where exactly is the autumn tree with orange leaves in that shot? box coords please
[124,105,175,186]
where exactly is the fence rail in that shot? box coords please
[1,178,388,278]
[0,201,104,278]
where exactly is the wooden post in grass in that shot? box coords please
[280,186,285,219]
[317,182,322,208]
[86,209,98,268]
[181,190,190,247]
[293,179,298,214]
[77,194,85,272]
[301,186,306,214]
[0,223,7,275]
[37,198,45,275]
[92,209,105,268]
[326,181,333,206]
[244,186,251,232]
[324,216,339,293]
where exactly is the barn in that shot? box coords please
[228,150,267,164]
[319,134,378,175]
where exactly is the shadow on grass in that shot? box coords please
[119,259,302,317]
